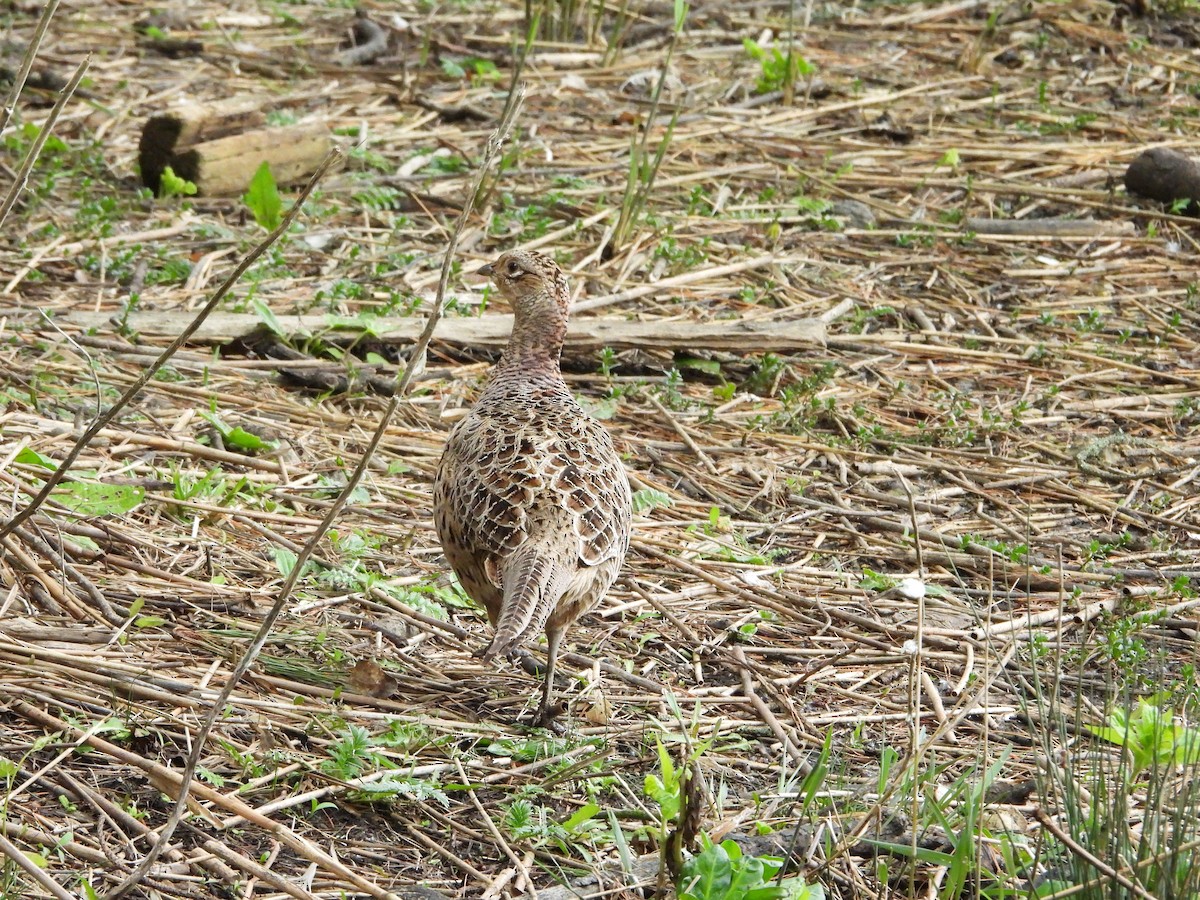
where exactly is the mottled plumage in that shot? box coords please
[433,250,632,726]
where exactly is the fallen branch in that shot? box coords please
[42,309,828,353]
[964,216,1135,237]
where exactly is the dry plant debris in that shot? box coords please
[0,0,1199,898]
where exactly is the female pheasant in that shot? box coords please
[433,250,632,727]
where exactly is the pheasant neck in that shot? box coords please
[495,295,568,377]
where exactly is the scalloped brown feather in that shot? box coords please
[433,250,632,725]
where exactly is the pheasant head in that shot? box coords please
[478,250,571,370]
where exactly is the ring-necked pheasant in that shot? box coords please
[433,249,632,727]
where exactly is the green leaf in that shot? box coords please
[562,802,600,833]
[196,766,227,787]
[15,447,57,469]
[645,773,668,806]
[224,426,276,453]
[455,57,498,78]
[937,148,961,169]
[645,776,680,821]
[747,879,818,900]
[798,730,833,814]
[26,123,69,154]
[645,739,682,821]
[863,839,955,867]
[859,567,893,591]
[243,161,282,230]
[53,482,144,516]
[199,411,278,453]
[673,0,688,30]
[325,312,383,335]
[133,615,168,628]
[744,888,788,900]
[579,396,620,420]
[380,583,451,620]
[656,738,677,785]
[252,297,286,336]
[632,488,673,513]
[679,837,733,900]
[273,547,299,577]
[726,853,767,895]
[68,534,101,553]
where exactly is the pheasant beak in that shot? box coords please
[477,261,496,277]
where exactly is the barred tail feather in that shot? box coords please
[483,544,571,660]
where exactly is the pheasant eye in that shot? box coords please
[506,261,522,278]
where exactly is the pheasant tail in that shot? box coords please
[482,541,573,661]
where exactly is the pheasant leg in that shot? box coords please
[532,627,564,729]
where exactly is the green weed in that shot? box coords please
[611,0,688,253]
[157,165,197,199]
[743,37,814,97]
[678,834,823,900]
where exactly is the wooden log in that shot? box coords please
[139,97,265,193]
[169,123,334,196]
[139,98,335,195]
[40,309,828,353]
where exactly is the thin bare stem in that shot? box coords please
[1034,807,1161,900]
[395,83,525,397]
[0,0,60,137]
[0,54,89,230]
[0,830,77,900]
